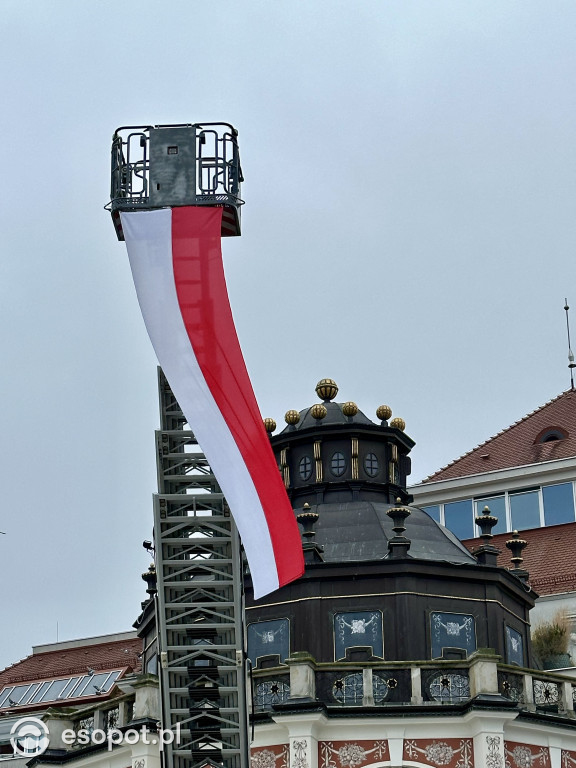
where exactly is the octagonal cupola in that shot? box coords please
[263,379,414,507]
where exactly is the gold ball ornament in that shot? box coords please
[263,417,277,433]
[376,405,392,421]
[390,417,406,431]
[285,409,301,425]
[342,401,358,417]
[310,403,328,420]
[315,378,339,401]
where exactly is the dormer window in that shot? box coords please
[535,427,568,444]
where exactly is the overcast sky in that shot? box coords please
[0,1,575,669]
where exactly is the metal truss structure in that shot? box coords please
[153,369,248,768]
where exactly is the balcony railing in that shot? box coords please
[250,652,576,718]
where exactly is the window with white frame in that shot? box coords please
[421,481,576,539]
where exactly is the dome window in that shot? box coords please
[364,453,379,477]
[331,452,346,477]
[299,456,312,481]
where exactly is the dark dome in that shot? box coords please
[281,401,375,432]
[298,501,476,565]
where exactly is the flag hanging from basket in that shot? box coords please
[121,205,304,598]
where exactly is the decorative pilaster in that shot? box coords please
[351,437,359,479]
[280,447,290,489]
[475,733,505,767]
[467,711,517,767]
[291,737,314,768]
[313,440,323,483]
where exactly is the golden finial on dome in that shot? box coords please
[263,417,276,433]
[390,417,406,431]
[285,409,300,425]
[376,405,392,422]
[310,403,327,420]
[315,378,338,401]
[342,401,358,417]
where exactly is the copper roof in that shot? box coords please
[424,389,576,482]
[0,636,142,687]
[462,522,576,596]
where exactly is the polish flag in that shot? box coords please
[121,206,304,598]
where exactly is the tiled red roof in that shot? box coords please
[462,522,576,596]
[425,389,576,482]
[0,637,142,687]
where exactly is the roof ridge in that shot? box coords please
[423,389,571,482]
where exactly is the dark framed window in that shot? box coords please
[444,500,474,539]
[543,483,575,526]
[431,612,476,658]
[510,490,540,530]
[334,611,383,660]
[505,626,524,666]
[247,619,290,666]
[299,456,312,481]
[330,452,346,477]
[363,453,379,477]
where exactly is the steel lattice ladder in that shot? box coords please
[153,369,248,768]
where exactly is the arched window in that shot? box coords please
[534,426,568,444]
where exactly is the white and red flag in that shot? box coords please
[121,206,304,598]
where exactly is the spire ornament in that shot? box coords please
[296,503,324,563]
[386,497,412,558]
[506,530,529,583]
[473,505,500,566]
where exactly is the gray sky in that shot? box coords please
[0,0,575,670]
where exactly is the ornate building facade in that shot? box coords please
[248,380,576,768]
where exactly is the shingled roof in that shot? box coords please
[462,522,576,596]
[424,389,576,482]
